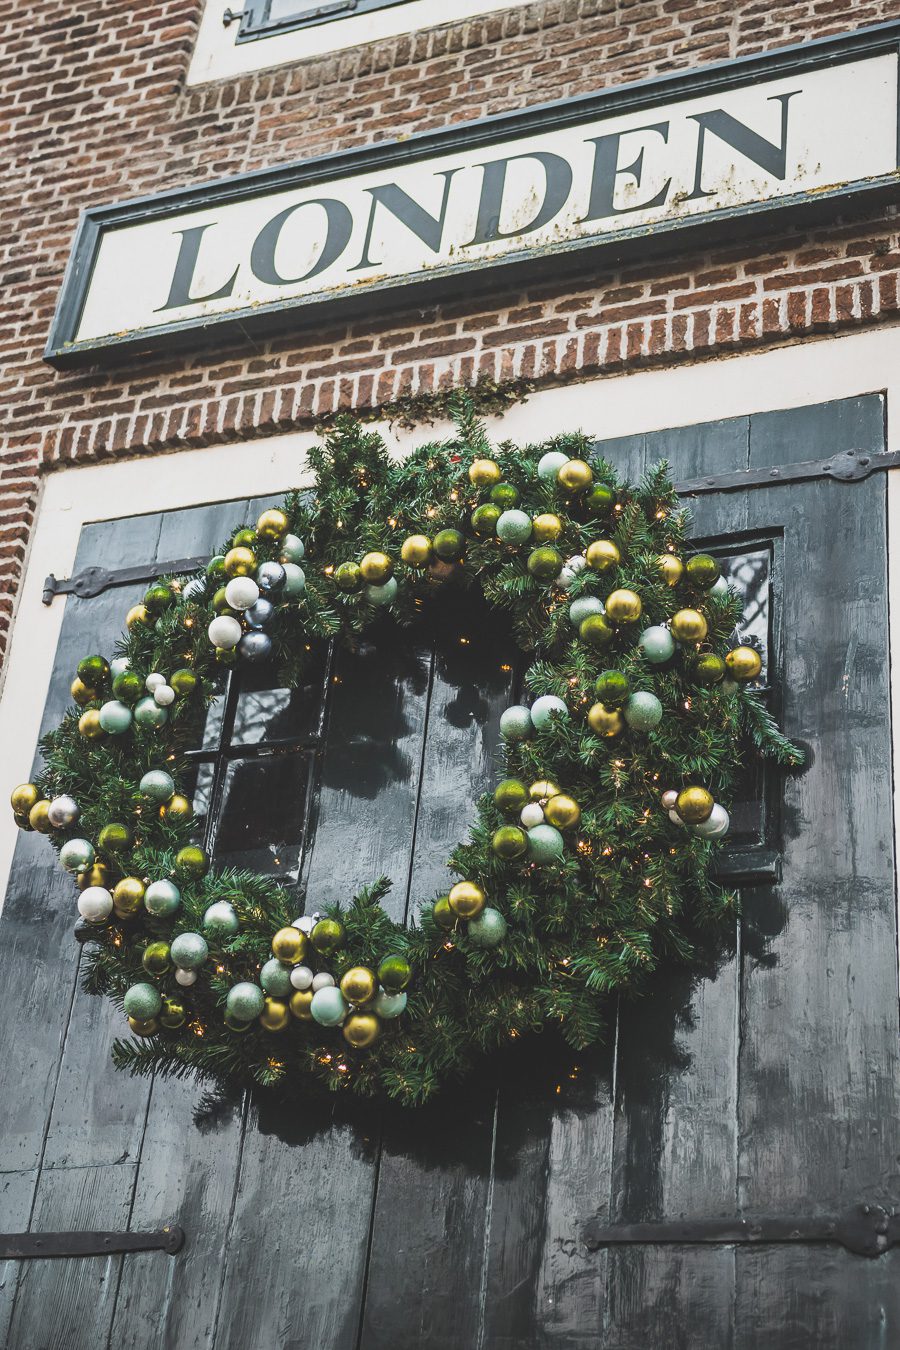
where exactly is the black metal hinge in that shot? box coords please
[582,1203,900,1259]
[42,556,207,606]
[0,1226,185,1260]
[674,448,900,496]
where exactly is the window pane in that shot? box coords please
[211,755,312,882]
[231,645,328,746]
[720,547,770,680]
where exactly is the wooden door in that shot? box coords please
[0,394,897,1350]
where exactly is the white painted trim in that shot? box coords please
[3,325,900,919]
[187,0,537,86]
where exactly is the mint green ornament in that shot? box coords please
[527,823,565,864]
[59,838,94,873]
[98,700,133,735]
[279,534,305,564]
[140,769,175,802]
[170,932,208,970]
[467,907,508,948]
[537,451,570,481]
[373,989,407,1019]
[638,626,675,664]
[123,982,162,1021]
[568,596,604,628]
[310,986,348,1026]
[260,958,293,996]
[226,982,265,1023]
[496,510,532,544]
[366,577,398,606]
[530,695,568,730]
[133,697,168,729]
[624,691,663,730]
[499,705,533,741]
[281,563,306,597]
[203,901,239,937]
[144,879,181,917]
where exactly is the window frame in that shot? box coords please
[229,0,414,43]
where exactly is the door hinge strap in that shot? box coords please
[675,449,900,497]
[42,557,207,606]
[582,1204,899,1258]
[0,1225,185,1260]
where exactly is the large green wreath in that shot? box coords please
[12,408,801,1105]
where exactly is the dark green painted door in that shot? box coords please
[0,395,896,1350]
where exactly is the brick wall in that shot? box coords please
[2,0,899,664]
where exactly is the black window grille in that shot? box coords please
[224,0,415,43]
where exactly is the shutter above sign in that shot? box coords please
[45,22,900,367]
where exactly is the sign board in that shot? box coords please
[46,24,900,366]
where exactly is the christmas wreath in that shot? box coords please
[11,408,802,1105]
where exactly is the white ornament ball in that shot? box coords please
[693,804,730,838]
[311,972,335,992]
[175,968,198,987]
[109,657,130,680]
[145,672,166,692]
[555,567,577,592]
[661,789,678,811]
[289,965,314,991]
[224,576,260,611]
[566,554,587,574]
[520,802,545,828]
[207,615,242,650]
[153,684,175,707]
[537,450,570,481]
[48,794,79,828]
[710,576,730,597]
[182,577,206,603]
[530,694,569,730]
[668,809,686,827]
[77,886,113,924]
[292,915,314,934]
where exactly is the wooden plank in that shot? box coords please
[5,1164,136,1350]
[0,1171,36,1348]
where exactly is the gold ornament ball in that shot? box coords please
[557,458,594,493]
[343,1013,381,1049]
[290,989,314,1020]
[113,877,145,914]
[658,555,684,587]
[359,551,393,584]
[529,779,561,803]
[401,535,432,567]
[676,786,715,824]
[531,513,563,543]
[78,863,110,891]
[448,880,486,919]
[159,998,186,1030]
[259,998,291,1032]
[605,589,642,623]
[125,605,151,632]
[585,540,621,572]
[670,608,708,642]
[70,678,94,707]
[78,709,105,740]
[725,646,763,681]
[28,800,53,833]
[224,546,256,578]
[340,966,378,1006]
[588,703,624,738]
[271,926,307,964]
[14,814,33,832]
[468,457,501,487]
[256,508,289,540]
[10,783,38,816]
[544,793,581,830]
[128,1016,159,1038]
[160,794,193,823]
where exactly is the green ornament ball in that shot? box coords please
[471,504,501,537]
[492,825,528,859]
[377,955,412,992]
[366,578,398,607]
[335,561,362,592]
[527,546,563,581]
[142,941,172,976]
[144,879,181,917]
[433,529,465,562]
[112,671,142,704]
[579,613,614,648]
[624,691,663,731]
[170,932,208,969]
[490,483,519,508]
[530,694,568,729]
[98,822,132,853]
[226,982,265,1023]
[77,655,109,689]
[686,553,721,588]
[595,670,631,705]
[568,596,604,628]
[170,668,198,697]
[467,907,508,948]
[206,555,226,580]
[693,653,726,685]
[495,510,532,544]
[143,582,174,614]
[537,451,569,481]
[638,626,676,665]
[203,901,239,937]
[99,700,133,735]
[585,482,615,515]
[432,896,456,929]
[373,989,407,1019]
[175,845,209,878]
[134,697,168,730]
[310,987,349,1026]
[494,778,529,814]
[311,918,345,953]
[140,769,175,802]
[123,982,163,1021]
[527,823,565,864]
[499,705,533,741]
[260,958,293,997]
